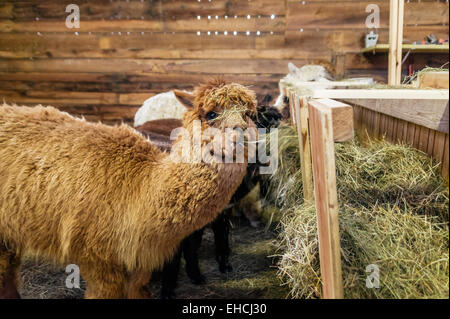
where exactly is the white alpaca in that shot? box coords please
[134,91,191,127]
[273,63,334,113]
[287,62,333,82]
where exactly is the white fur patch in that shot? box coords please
[134,91,188,127]
[288,62,333,82]
[273,93,285,113]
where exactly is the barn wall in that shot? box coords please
[0,0,448,125]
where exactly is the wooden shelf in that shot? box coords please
[362,44,449,54]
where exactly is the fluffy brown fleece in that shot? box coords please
[136,118,182,152]
[0,79,257,299]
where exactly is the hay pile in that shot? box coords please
[265,125,449,299]
[20,220,289,299]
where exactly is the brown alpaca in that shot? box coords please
[0,79,257,299]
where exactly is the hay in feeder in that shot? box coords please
[266,125,449,299]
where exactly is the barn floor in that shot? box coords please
[19,215,289,299]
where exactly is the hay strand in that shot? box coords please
[267,125,449,299]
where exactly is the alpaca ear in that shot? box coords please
[173,90,194,109]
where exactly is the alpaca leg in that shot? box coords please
[160,246,182,299]
[82,264,127,299]
[183,228,206,285]
[211,212,232,273]
[126,271,151,299]
[0,246,21,299]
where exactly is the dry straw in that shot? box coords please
[265,125,449,299]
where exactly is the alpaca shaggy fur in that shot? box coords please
[0,79,257,299]
[274,62,336,118]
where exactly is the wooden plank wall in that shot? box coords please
[0,0,448,125]
[352,104,449,182]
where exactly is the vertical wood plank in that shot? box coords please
[367,109,375,137]
[395,0,405,85]
[396,118,404,142]
[373,109,381,140]
[379,113,387,139]
[413,124,421,149]
[353,104,362,133]
[418,126,430,153]
[294,96,314,202]
[363,108,370,137]
[388,0,399,85]
[392,118,399,142]
[308,100,344,299]
[433,131,446,168]
[360,107,368,140]
[406,121,416,146]
[402,119,408,144]
[427,130,436,158]
[287,88,296,127]
[442,134,449,182]
[386,116,394,142]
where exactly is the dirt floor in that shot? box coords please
[19,215,289,299]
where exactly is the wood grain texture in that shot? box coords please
[294,95,314,202]
[287,1,448,30]
[0,0,448,125]
[388,0,399,85]
[433,131,447,166]
[418,71,450,90]
[442,134,449,181]
[308,99,344,299]
[311,99,354,142]
[395,0,404,86]
[285,88,297,128]
[338,97,449,134]
[351,98,449,182]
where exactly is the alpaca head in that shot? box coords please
[173,79,258,163]
[175,78,257,130]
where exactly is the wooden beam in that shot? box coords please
[313,99,355,142]
[311,89,449,100]
[362,44,450,54]
[293,95,314,202]
[339,98,449,134]
[308,99,344,299]
[281,80,373,89]
[418,71,450,89]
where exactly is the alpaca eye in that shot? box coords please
[206,112,217,121]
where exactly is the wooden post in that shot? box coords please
[288,89,297,127]
[333,52,346,80]
[395,0,404,85]
[418,71,450,89]
[388,0,404,85]
[388,0,399,85]
[293,95,314,202]
[308,99,346,299]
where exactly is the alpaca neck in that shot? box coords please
[152,154,247,236]
[131,142,247,270]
